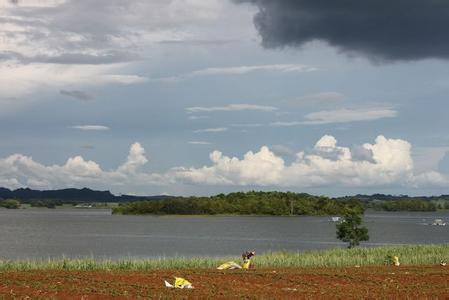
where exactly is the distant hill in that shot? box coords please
[0,187,170,203]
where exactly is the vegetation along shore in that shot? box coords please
[1,245,448,298]
[2,188,447,214]
[112,191,445,215]
[0,244,447,271]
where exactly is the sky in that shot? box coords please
[2,0,449,196]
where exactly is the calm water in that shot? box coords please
[0,209,448,260]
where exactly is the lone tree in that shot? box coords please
[336,211,369,248]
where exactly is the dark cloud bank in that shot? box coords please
[236,0,449,61]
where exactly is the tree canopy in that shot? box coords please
[113,191,365,216]
[336,211,369,248]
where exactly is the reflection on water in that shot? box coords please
[0,208,447,260]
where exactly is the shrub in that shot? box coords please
[336,211,369,248]
[0,199,21,209]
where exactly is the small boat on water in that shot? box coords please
[431,219,446,226]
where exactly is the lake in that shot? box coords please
[0,209,448,260]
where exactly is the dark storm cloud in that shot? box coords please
[236,0,449,61]
[60,90,92,101]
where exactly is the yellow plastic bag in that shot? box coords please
[217,261,242,270]
[164,277,194,289]
[217,251,255,270]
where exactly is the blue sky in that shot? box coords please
[2,0,449,196]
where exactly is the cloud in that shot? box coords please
[188,115,210,120]
[236,0,449,61]
[0,50,139,65]
[0,0,244,108]
[70,125,110,131]
[190,64,316,75]
[117,143,148,174]
[231,123,263,128]
[270,144,295,157]
[175,135,449,187]
[302,108,397,125]
[99,75,147,84]
[4,0,66,8]
[189,141,212,145]
[157,39,236,46]
[0,1,227,65]
[186,104,277,113]
[194,127,228,133]
[0,62,147,110]
[271,107,397,126]
[157,64,316,81]
[1,136,449,192]
[0,142,166,191]
[288,92,346,106]
[270,121,302,127]
[60,89,92,101]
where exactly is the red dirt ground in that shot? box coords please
[0,265,448,299]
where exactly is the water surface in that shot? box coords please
[0,209,447,260]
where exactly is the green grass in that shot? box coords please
[0,244,447,271]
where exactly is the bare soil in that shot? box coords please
[1,265,448,299]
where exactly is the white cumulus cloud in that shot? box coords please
[175,135,449,188]
[118,143,149,174]
[1,136,448,193]
[0,142,166,191]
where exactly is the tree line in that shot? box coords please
[367,199,439,211]
[112,191,365,216]
[113,192,449,215]
[2,191,448,213]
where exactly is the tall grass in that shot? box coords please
[0,244,447,271]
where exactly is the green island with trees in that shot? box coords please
[112,191,365,216]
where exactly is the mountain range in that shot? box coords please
[0,187,169,203]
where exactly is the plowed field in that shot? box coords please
[1,265,448,299]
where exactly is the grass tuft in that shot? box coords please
[0,244,447,271]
